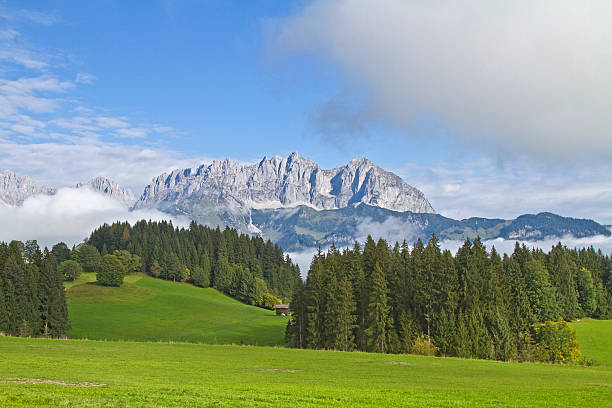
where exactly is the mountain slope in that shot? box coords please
[250,205,611,251]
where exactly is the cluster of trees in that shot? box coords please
[287,235,610,362]
[50,241,143,287]
[87,220,301,305]
[0,240,70,337]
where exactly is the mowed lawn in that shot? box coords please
[570,318,612,365]
[0,336,610,407]
[66,273,287,346]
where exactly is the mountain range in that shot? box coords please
[0,170,136,207]
[1,153,610,250]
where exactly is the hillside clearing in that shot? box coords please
[66,273,287,346]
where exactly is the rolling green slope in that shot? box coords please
[0,336,611,407]
[66,273,287,346]
[570,319,612,365]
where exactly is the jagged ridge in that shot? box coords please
[133,152,435,215]
[0,170,134,207]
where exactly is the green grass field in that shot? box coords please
[0,336,610,407]
[570,318,612,365]
[66,273,287,346]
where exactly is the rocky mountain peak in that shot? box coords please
[0,170,56,206]
[133,153,435,216]
[75,176,136,206]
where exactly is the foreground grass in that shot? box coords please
[0,336,610,407]
[570,318,612,365]
[66,273,286,346]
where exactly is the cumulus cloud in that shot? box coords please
[273,0,612,161]
[0,188,189,250]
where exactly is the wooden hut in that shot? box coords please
[273,304,290,316]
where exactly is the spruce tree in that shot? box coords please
[367,262,390,353]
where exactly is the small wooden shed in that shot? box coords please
[273,304,290,316]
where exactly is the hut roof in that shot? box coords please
[273,304,290,309]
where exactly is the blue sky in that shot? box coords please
[2,0,612,224]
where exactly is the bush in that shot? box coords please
[410,335,439,356]
[58,260,83,281]
[534,318,581,363]
[258,293,283,310]
[97,254,126,287]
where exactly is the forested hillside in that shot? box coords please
[288,235,612,362]
[87,220,302,303]
[0,240,70,337]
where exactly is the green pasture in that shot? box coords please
[66,273,287,346]
[570,318,612,365]
[0,336,610,407]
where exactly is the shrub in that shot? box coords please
[410,334,439,356]
[534,318,581,363]
[58,260,83,281]
[97,254,126,287]
[258,293,283,310]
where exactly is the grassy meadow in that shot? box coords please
[570,318,612,365]
[66,273,287,346]
[0,274,604,406]
[1,335,611,407]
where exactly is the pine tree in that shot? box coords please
[334,276,357,351]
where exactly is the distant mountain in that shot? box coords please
[0,170,55,207]
[4,155,610,251]
[0,171,134,207]
[249,205,612,251]
[75,176,136,206]
[133,153,435,223]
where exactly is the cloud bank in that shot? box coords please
[0,188,189,250]
[274,0,612,161]
[397,157,612,224]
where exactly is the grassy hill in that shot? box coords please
[66,273,287,346]
[0,336,611,407]
[570,319,612,365]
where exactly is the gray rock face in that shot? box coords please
[0,170,55,206]
[134,152,435,214]
[75,176,136,207]
[0,171,135,207]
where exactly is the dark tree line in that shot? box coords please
[287,235,611,361]
[0,240,70,337]
[87,220,301,304]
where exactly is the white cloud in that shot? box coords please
[354,216,418,244]
[0,188,189,250]
[0,6,59,26]
[0,139,211,194]
[75,72,96,84]
[115,127,150,139]
[287,248,319,279]
[274,0,612,162]
[440,235,612,259]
